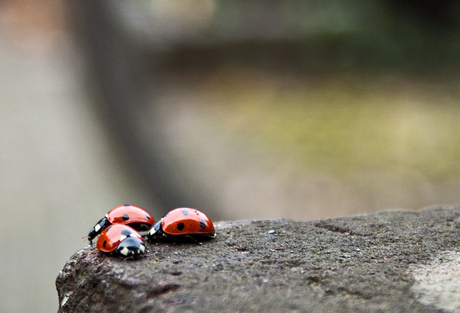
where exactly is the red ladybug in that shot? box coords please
[88,204,155,245]
[148,208,216,242]
[97,224,146,257]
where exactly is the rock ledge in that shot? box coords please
[56,206,460,312]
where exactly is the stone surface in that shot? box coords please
[56,206,460,312]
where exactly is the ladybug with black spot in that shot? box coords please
[97,224,146,257]
[88,204,155,245]
[148,208,216,242]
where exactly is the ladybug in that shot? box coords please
[88,204,155,245]
[148,208,216,242]
[97,224,146,257]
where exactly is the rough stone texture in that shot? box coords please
[56,206,460,312]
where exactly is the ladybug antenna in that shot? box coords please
[82,235,92,246]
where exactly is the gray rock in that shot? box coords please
[56,206,460,312]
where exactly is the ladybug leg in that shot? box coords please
[184,235,202,245]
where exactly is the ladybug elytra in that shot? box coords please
[88,204,155,245]
[148,208,215,242]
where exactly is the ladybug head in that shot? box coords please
[148,220,162,239]
[88,217,109,245]
[116,237,146,257]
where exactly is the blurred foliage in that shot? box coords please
[200,69,460,181]
[156,1,460,182]
[205,0,460,73]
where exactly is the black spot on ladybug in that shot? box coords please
[200,220,207,229]
[181,209,189,216]
[145,213,150,220]
[121,229,131,236]
[103,240,107,248]
[122,214,129,220]
[177,222,185,231]
[123,204,130,207]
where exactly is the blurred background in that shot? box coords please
[1,0,459,312]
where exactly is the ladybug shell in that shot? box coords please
[106,204,155,227]
[97,224,145,254]
[88,204,155,245]
[161,208,215,236]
